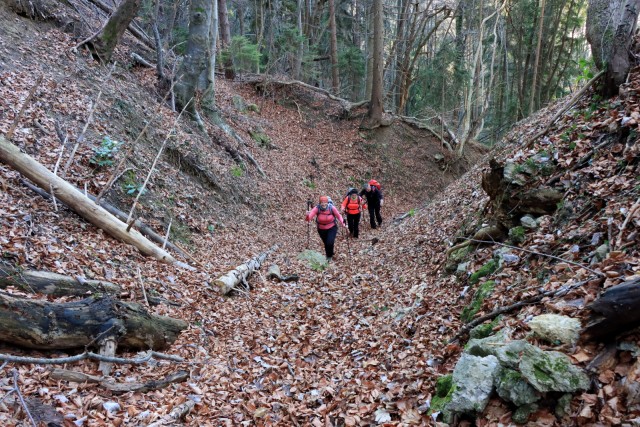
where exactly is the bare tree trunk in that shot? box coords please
[328,0,340,93]
[365,0,384,127]
[82,0,142,62]
[293,0,304,79]
[529,0,546,115]
[219,0,236,79]
[175,0,213,115]
[365,3,374,100]
[586,0,640,96]
[203,0,219,109]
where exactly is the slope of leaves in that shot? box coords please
[1,3,640,426]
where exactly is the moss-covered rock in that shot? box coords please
[518,345,590,392]
[297,250,327,270]
[232,95,247,111]
[469,260,497,285]
[512,403,538,424]
[430,374,455,421]
[447,354,501,416]
[508,226,526,244]
[469,317,501,339]
[495,368,539,406]
[461,280,496,322]
[445,246,472,273]
[247,103,260,113]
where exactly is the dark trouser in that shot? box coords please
[368,205,382,228]
[346,213,360,238]
[318,225,338,258]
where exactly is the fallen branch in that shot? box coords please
[215,245,279,294]
[6,76,43,141]
[0,136,188,267]
[50,368,188,393]
[614,196,640,251]
[524,70,605,149]
[0,349,183,365]
[11,369,37,427]
[449,276,602,343]
[462,238,605,277]
[147,400,196,427]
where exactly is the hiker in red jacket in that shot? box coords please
[341,188,363,238]
[305,196,347,262]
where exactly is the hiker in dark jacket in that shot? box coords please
[340,188,363,238]
[360,182,383,229]
[305,195,347,262]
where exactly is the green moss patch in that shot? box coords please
[430,374,455,416]
[469,260,497,285]
[461,280,496,322]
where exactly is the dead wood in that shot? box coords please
[82,0,155,51]
[583,277,640,341]
[0,349,183,364]
[0,135,189,268]
[249,75,368,118]
[524,70,605,148]
[215,245,279,294]
[450,277,601,343]
[0,261,121,296]
[50,368,189,394]
[0,292,187,351]
[147,400,196,427]
[266,264,299,282]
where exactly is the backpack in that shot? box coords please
[368,179,382,193]
[343,189,362,214]
[316,198,339,226]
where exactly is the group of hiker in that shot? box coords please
[305,180,384,262]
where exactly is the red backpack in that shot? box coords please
[368,179,382,193]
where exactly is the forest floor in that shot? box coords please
[1,2,640,427]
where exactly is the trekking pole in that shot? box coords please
[306,199,312,249]
[344,219,352,258]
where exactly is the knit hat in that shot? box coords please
[348,187,358,195]
[319,196,329,203]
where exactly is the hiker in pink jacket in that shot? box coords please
[305,195,347,262]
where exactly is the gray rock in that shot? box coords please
[466,329,511,358]
[446,354,501,415]
[518,345,590,392]
[594,243,609,261]
[520,215,538,229]
[528,314,581,346]
[456,262,469,274]
[494,340,531,369]
[495,368,539,406]
[555,394,572,418]
[513,403,538,424]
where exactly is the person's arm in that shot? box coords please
[332,207,346,227]
[305,206,318,222]
[340,197,348,212]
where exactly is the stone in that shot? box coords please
[446,354,501,415]
[520,215,538,229]
[466,329,511,357]
[512,403,538,424]
[495,368,539,406]
[518,345,590,392]
[528,314,581,346]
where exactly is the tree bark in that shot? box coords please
[82,0,142,62]
[0,262,121,297]
[0,136,183,267]
[175,0,213,114]
[586,0,640,97]
[50,368,189,394]
[364,0,384,128]
[0,292,187,350]
[328,0,340,93]
[529,0,546,115]
[215,245,278,294]
[219,0,236,79]
[583,277,640,341]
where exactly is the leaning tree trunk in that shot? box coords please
[82,0,142,62]
[586,0,640,97]
[175,0,213,114]
[0,136,183,267]
[0,292,187,350]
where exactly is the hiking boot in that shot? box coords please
[326,257,332,263]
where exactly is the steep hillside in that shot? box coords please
[2,2,640,426]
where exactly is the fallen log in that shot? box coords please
[583,277,640,341]
[215,245,278,294]
[20,179,194,263]
[0,261,121,297]
[266,264,299,282]
[0,292,187,351]
[50,368,189,394]
[0,136,190,268]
